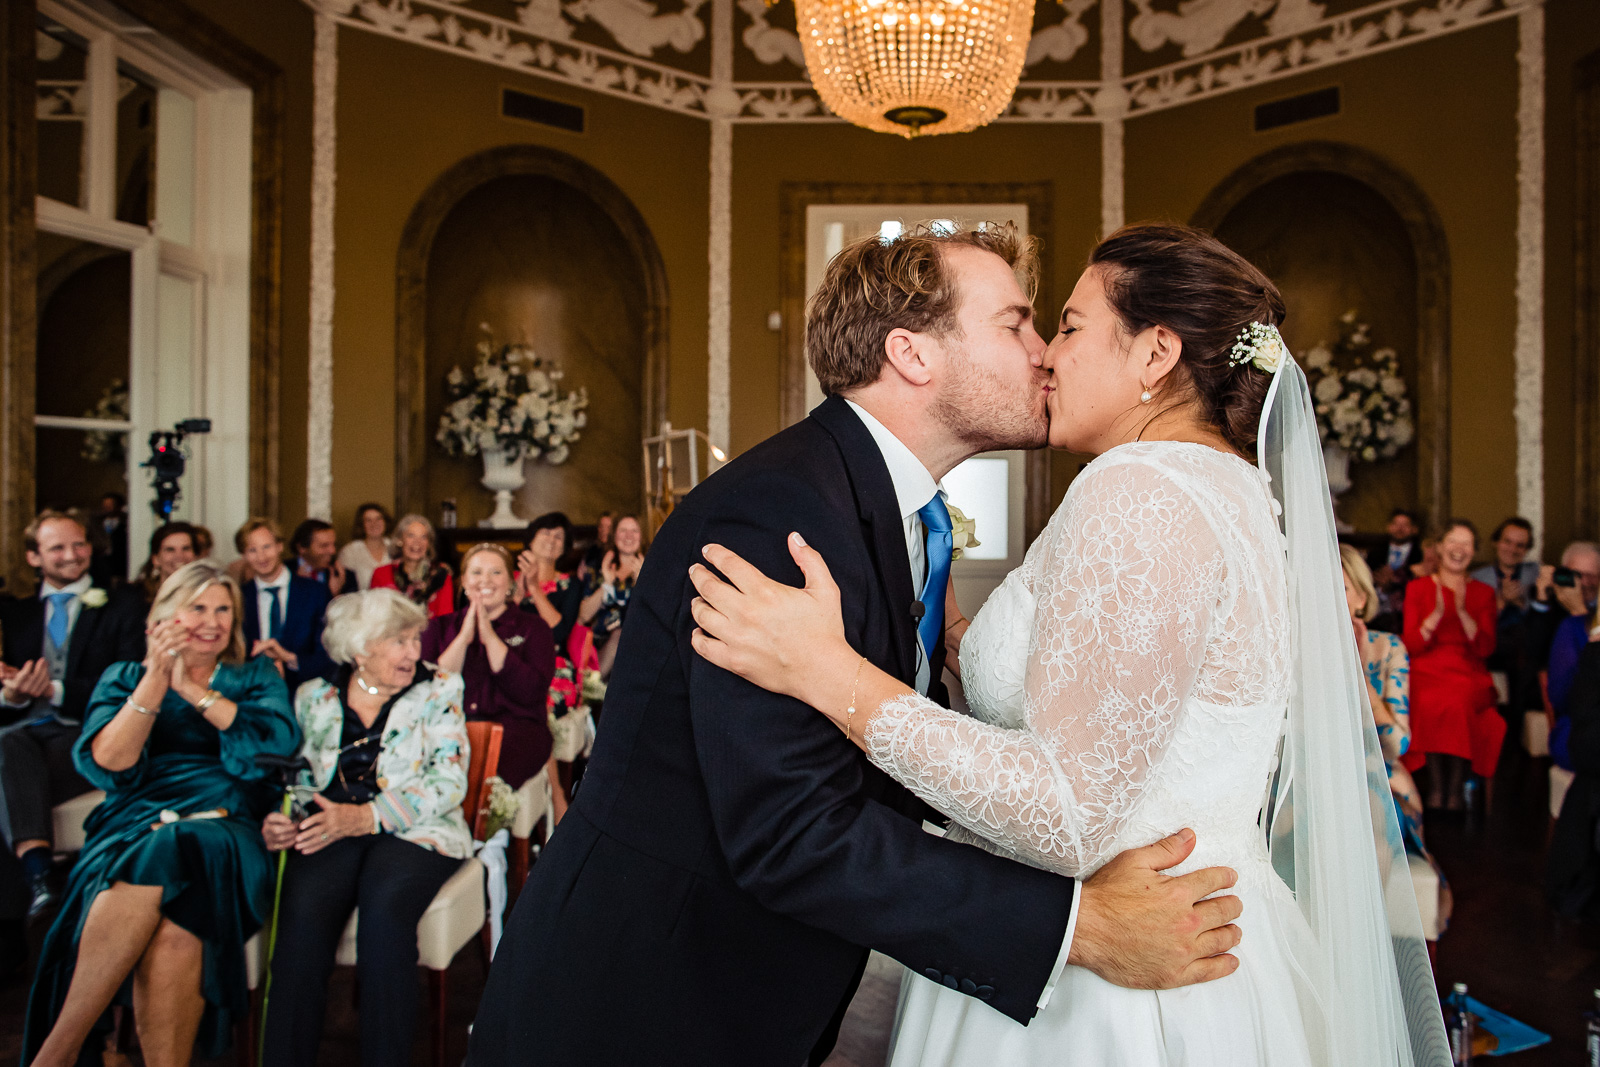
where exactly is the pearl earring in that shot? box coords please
[1140,388,1153,404]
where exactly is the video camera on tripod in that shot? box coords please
[142,418,211,520]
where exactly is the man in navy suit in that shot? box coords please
[0,511,146,921]
[236,518,333,693]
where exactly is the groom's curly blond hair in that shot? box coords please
[806,223,1038,397]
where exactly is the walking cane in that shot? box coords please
[253,753,311,1065]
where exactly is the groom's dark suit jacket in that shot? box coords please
[468,397,1075,1067]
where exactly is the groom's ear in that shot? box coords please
[1142,324,1184,387]
[882,328,935,387]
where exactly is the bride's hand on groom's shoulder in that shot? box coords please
[1067,828,1243,991]
[688,534,855,705]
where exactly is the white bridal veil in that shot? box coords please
[1257,354,1452,1066]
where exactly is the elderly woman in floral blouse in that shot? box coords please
[1342,546,1450,925]
[260,588,469,1067]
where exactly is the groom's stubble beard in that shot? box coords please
[930,333,1049,454]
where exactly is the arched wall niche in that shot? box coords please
[1193,142,1451,529]
[395,145,670,522]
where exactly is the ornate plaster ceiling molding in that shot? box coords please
[304,0,1536,123]
[1124,0,1531,118]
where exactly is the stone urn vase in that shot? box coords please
[479,443,527,529]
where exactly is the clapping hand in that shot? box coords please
[1,658,52,704]
[331,558,349,592]
[292,794,374,853]
[600,550,619,587]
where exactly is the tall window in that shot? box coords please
[34,0,252,573]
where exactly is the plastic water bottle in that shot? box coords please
[1586,987,1600,1066]
[1445,982,1474,1065]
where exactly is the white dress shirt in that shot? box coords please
[255,565,292,640]
[8,574,95,708]
[844,400,1079,1009]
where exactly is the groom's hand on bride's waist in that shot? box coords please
[1065,828,1243,990]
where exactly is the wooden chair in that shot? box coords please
[508,767,555,893]
[246,721,503,1067]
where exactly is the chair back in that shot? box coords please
[463,721,503,843]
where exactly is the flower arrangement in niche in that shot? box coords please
[1304,311,1414,464]
[80,379,129,463]
[435,324,590,466]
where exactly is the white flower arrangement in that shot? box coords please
[479,775,521,841]
[1303,311,1414,464]
[80,379,129,464]
[435,324,590,466]
[948,504,980,561]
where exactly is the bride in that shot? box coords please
[687,225,1448,1065]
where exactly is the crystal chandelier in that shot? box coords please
[793,0,1037,138]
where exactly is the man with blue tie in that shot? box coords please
[237,517,333,693]
[0,511,147,920]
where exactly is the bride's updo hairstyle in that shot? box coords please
[1089,223,1285,456]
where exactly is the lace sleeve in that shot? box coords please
[863,458,1226,876]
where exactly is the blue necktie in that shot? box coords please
[45,592,74,651]
[266,587,283,640]
[917,494,953,671]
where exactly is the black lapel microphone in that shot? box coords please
[910,601,926,623]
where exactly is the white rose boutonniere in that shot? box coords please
[947,504,980,561]
[80,588,108,609]
[505,634,526,647]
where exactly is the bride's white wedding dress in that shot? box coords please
[869,441,1328,1066]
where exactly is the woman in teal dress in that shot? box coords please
[24,559,301,1067]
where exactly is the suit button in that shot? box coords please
[924,968,941,981]
[976,985,994,1001]
[959,978,977,995]
[942,975,958,990]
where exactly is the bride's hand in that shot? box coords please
[689,534,855,707]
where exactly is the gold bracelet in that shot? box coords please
[127,699,157,716]
[844,655,866,744]
[195,689,222,712]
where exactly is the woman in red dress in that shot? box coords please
[1401,518,1505,810]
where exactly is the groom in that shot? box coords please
[469,226,1243,1066]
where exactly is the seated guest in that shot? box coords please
[1342,546,1451,928]
[579,510,614,580]
[190,524,215,558]
[1530,541,1600,668]
[338,503,392,591]
[237,518,334,692]
[424,545,555,791]
[1402,519,1504,809]
[1367,507,1424,624]
[1547,634,1600,921]
[290,518,355,596]
[261,588,469,1067]
[1546,602,1600,767]
[579,514,645,677]
[97,492,128,584]
[136,522,199,603]
[22,560,300,1066]
[0,510,146,917]
[371,514,454,618]
[517,512,594,667]
[1471,517,1539,618]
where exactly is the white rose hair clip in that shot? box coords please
[1228,321,1287,374]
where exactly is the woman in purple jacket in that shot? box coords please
[421,543,555,789]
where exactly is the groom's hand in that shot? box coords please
[1066,828,1242,989]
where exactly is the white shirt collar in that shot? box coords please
[257,566,291,592]
[845,399,943,521]
[39,574,92,599]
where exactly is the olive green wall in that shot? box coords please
[331,29,708,533]
[1126,19,1520,542]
